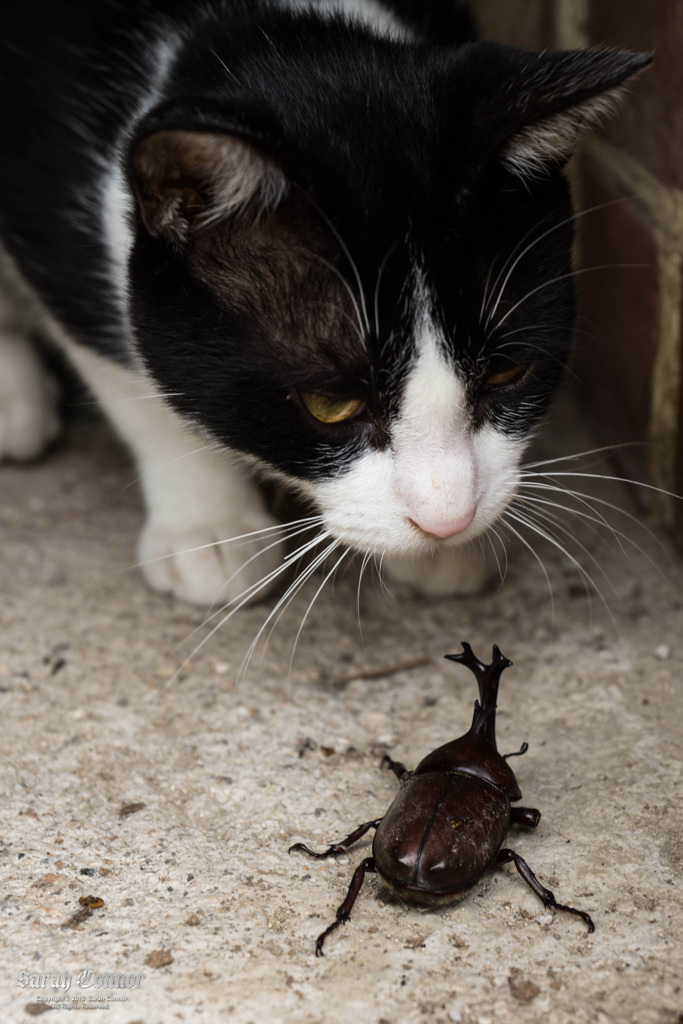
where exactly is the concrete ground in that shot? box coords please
[1,401,682,1024]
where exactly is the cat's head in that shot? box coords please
[127,17,649,562]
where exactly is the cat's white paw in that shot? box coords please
[137,516,287,607]
[0,334,60,461]
[383,543,492,597]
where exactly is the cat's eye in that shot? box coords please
[485,365,525,388]
[300,392,365,424]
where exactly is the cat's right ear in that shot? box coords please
[495,48,652,179]
[131,130,288,246]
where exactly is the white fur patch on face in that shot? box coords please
[312,307,526,556]
[392,331,477,539]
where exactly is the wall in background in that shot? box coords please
[470,0,683,541]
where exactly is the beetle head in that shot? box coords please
[413,700,522,800]
[411,644,522,799]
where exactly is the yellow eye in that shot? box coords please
[300,393,364,424]
[485,365,525,388]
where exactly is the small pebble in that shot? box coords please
[654,644,671,660]
[145,949,173,968]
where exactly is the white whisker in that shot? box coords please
[523,469,682,502]
[485,191,660,329]
[480,248,505,323]
[522,443,650,471]
[511,499,620,601]
[496,322,597,345]
[163,530,332,691]
[499,517,555,625]
[309,198,371,336]
[485,229,550,325]
[113,391,185,402]
[494,339,579,378]
[374,241,399,339]
[485,525,508,588]
[287,546,351,679]
[198,519,326,628]
[518,481,673,573]
[304,298,366,345]
[517,488,623,552]
[493,264,646,334]
[503,507,618,631]
[177,522,327,652]
[356,550,373,642]
[374,550,392,601]
[209,46,241,84]
[132,515,323,573]
[68,391,184,408]
[303,250,367,345]
[237,537,343,684]
[253,534,342,655]
[121,443,218,492]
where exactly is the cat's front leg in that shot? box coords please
[0,329,61,462]
[135,452,284,608]
[0,250,62,461]
[63,342,285,606]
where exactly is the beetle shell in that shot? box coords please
[373,770,511,904]
[414,727,522,801]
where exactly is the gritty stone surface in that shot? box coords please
[0,404,682,1024]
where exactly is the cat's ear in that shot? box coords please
[131,130,288,245]
[498,48,651,178]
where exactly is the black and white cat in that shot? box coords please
[0,0,648,606]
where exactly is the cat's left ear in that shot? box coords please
[497,48,651,178]
[131,129,288,246]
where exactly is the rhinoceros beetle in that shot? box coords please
[290,643,594,955]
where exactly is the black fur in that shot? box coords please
[0,0,649,482]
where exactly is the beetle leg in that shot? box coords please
[497,848,595,933]
[289,819,382,859]
[380,754,411,780]
[315,856,377,956]
[510,806,541,828]
[503,741,529,760]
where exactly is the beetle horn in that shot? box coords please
[470,700,496,739]
[444,643,513,749]
[445,641,488,684]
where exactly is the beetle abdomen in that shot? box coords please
[372,772,510,904]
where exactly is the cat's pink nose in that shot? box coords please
[408,507,476,541]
